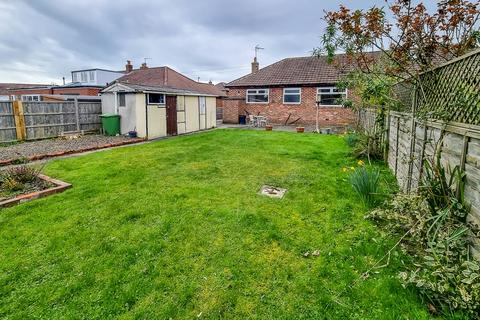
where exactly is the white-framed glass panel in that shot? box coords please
[316,87,347,106]
[72,72,79,82]
[80,72,87,82]
[21,95,40,102]
[246,89,269,103]
[283,88,301,104]
[147,93,165,105]
[199,96,206,114]
[118,92,126,107]
[89,71,95,82]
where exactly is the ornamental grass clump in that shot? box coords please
[349,165,380,206]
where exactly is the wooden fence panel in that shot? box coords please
[358,109,480,259]
[0,102,16,142]
[24,102,77,140]
[78,102,102,132]
[0,100,102,142]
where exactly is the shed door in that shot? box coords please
[166,95,177,136]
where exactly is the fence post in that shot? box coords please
[12,100,26,141]
[394,116,400,176]
[74,98,80,132]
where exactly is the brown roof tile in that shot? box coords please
[226,53,379,87]
[115,67,222,96]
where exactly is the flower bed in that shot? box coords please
[0,167,71,208]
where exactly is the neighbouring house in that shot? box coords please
[6,66,125,102]
[214,82,228,123]
[101,61,222,139]
[70,68,124,86]
[0,83,50,101]
[223,54,364,127]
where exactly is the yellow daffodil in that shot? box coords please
[350,167,355,171]
[342,167,348,172]
[357,160,365,166]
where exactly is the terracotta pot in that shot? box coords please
[296,127,305,133]
[265,125,273,131]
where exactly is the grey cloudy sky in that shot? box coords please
[0,0,437,85]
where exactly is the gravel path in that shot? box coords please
[0,135,140,162]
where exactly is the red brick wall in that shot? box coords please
[224,86,355,126]
[8,87,101,98]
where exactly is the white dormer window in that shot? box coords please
[89,71,95,82]
[80,72,87,82]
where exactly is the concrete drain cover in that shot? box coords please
[259,185,287,199]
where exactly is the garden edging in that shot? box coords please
[0,138,145,167]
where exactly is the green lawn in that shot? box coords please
[0,129,433,319]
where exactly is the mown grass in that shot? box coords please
[0,129,435,319]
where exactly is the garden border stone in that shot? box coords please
[0,138,145,167]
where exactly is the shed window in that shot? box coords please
[316,87,347,106]
[283,88,301,104]
[246,89,269,103]
[118,92,126,107]
[148,93,165,104]
[199,96,206,115]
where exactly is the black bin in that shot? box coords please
[239,115,246,125]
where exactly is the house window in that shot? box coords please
[147,93,165,104]
[72,72,79,82]
[80,72,87,82]
[118,92,126,107]
[316,87,347,106]
[283,88,301,104]
[21,95,40,102]
[199,96,206,114]
[89,71,95,82]
[246,89,269,103]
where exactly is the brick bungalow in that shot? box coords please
[223,54,359,127]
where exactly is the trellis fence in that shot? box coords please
[357,49,480,259]
[0,100,102,142]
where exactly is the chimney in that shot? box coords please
[251,57,259,73]
[140,62,148,69]
[125,60,133,73]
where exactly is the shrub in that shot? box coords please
[1,177,24,192]
[350,166,380,206]
[366,158,480,316]
[344,132,359,147]
[4,165,38,184]
[351,132,384,160]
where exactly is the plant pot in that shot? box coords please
[128,131,138,138]
[265,125,273,131]
[296,127,305,133]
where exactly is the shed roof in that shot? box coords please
[110,66,223,96]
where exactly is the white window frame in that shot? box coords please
[118,92,126,107]
[246,89,269,104]
[21,94,40,102]
[147,93,165,105]
[199,96,206,115]
[80,72,87,82]
[283,88,301,104]
[316,87,348,107]
[89,71,95,82]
